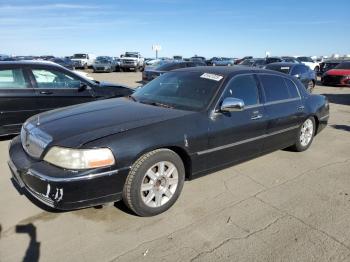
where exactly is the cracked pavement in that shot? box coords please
[1,73,350,262]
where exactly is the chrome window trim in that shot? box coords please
[196,125,300,155]
[26,167,130,182]
[263,97,300,106]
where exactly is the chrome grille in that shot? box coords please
[21,123,52,159]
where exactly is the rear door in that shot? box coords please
[28,67,96,113]
[258,74,306,152]
[291,65,309,88]
[0,66,37,135]
[205,74,267,168]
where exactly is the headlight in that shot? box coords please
[44,146,115,170]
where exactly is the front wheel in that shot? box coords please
[292,117,315,152]
[123,149,185,216]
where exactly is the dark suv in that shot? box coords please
[0,61,133,136]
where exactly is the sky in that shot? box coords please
[0,0,349,58]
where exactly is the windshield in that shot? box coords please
[254,59,266,65]
[298,57,313,62]
[240,59,253,66]
[132,72,223,111]
[334,62,350,70]
[125,52,138,58]
[73,54,87,59]
[155,62,185,71]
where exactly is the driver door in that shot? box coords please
[205,74,267,169]
[29,67,95,113]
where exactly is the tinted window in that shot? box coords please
[335,62,350,69]
[32,69,81,88]
[259,75,290,102]
[284,78,300,98]
[156,63,185,71]
[266,64,291,74]
[291,65,307,75]
[222,75,259,106]
[0,69,27,89]
[132,72,223,111]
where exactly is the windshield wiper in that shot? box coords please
[139,100,174,109]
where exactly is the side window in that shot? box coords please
[259,75,290,102]
[300,65,308,74]
[32,69,81,88]
[222,75,259,106]
[0,69,27,89]
[284,78,300,98]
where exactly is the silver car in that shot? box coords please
[92,56,117,73]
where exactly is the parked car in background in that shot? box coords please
[0,61,133,136]
[321,62,350,87]
[92,56,118,73]
[319,59,343,76]
[234,56,253,65]
[297,56,320,73]
[120,52,145,72]
[8,66,329,216]
[281,56,301,63]
[71,53,96,69]
[190,56,206,62]
[142,61,206,83]
[173,55,183,60]
[239,57,283,68]
[210,57,235,66]
[50,57,75,70]
[266,62,316,92]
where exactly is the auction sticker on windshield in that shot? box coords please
[200,73,223,81]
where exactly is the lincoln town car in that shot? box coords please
[9,66,329,216]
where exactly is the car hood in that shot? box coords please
[326,69,350,76]
[26,98,190,148]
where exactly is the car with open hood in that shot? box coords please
[8,66,329,216]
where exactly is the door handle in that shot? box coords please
[251,114,263,120]
[297,105,305,111]
[40,91,53,95]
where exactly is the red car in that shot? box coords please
[322,62,350,86]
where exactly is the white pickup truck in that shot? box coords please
[71,53,96,69]
[119,52,144,72]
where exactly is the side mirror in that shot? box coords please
[220,97,245,112]
[78,82,88,92]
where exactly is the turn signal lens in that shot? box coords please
[44,147,115,170]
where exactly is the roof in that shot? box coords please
[174,65,273,76]
[0,60,58,67]
[265,62,298,67]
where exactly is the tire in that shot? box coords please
[123,149,185,217]
[292,117,316,152]
[213,63,216,66]
[84,63,88,70]
[135,67,140,72]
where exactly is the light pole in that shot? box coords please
[152,44,162,59]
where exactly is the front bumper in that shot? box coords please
[8,136,130,210]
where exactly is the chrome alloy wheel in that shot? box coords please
[300,119,314,147]
[140,161,179,208]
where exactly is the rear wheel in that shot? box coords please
[292,117,315,152]
[123,149,185,216]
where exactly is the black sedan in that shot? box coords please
[9,66,329,216]
[265,62,316,92]
[0,61,133,136]
[142,61,206,83]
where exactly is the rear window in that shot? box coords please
[0,69,27,89]
[266,64,291,74]
[156,63,186,71]
[259,74,290,102]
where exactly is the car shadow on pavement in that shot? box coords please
[331,125,350,132]
[321,93,350,106]
[16,223,40,262]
